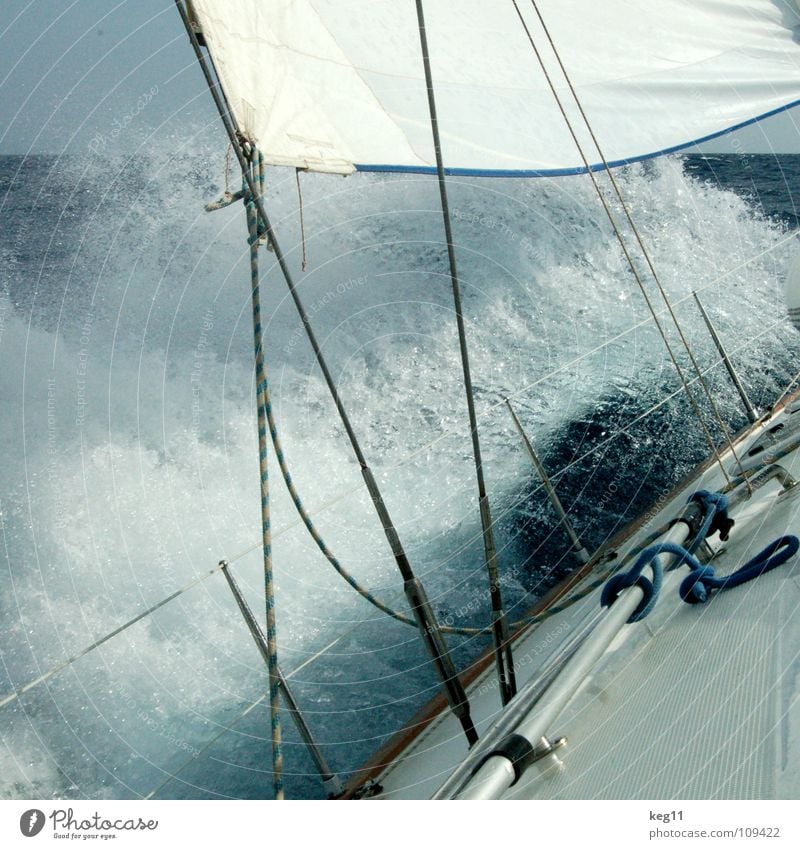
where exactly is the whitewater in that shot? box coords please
[1,147,797,799]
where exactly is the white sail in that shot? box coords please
[190,0,800,176]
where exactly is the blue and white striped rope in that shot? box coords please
[246,149,283,800]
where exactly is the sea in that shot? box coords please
[1,150,799,799]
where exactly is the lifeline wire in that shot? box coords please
[523,0,749,479]
[0,312,784,718]
[510,0,737,487]
[0,564,223,711]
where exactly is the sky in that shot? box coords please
[0,0,219,156]
[2,0,800,158]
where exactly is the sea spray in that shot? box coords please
[0,150,797,798]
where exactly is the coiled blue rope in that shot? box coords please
[600,490,796,621]
[601,489,729,622]
[601,542,666,623]
[679,535,799,604]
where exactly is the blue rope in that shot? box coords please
[686,490,729,552]
[601,489,727,622]
[601,543,666,623]
[680,536,799,604]
[601,489,798,619]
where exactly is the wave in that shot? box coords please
[0,148,796,798]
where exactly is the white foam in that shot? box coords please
[0,150,794,797]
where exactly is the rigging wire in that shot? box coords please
[524,0,751,479]
[295,168,308,272]
[223,142,233,195]
[510,0,739,488]
[144,630,347,800]
[173,0,479,750]
[415,0,516,704]
[0,311,784,719]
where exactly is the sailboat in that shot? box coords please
[166,0,800,800]
[5,0,800,805]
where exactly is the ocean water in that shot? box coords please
[1,150,798,799]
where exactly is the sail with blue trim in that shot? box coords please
[189,0,800,176]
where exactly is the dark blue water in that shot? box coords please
[1,152,798,799]
[684,154,800,229]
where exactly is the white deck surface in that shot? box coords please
[374,405,800,799]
